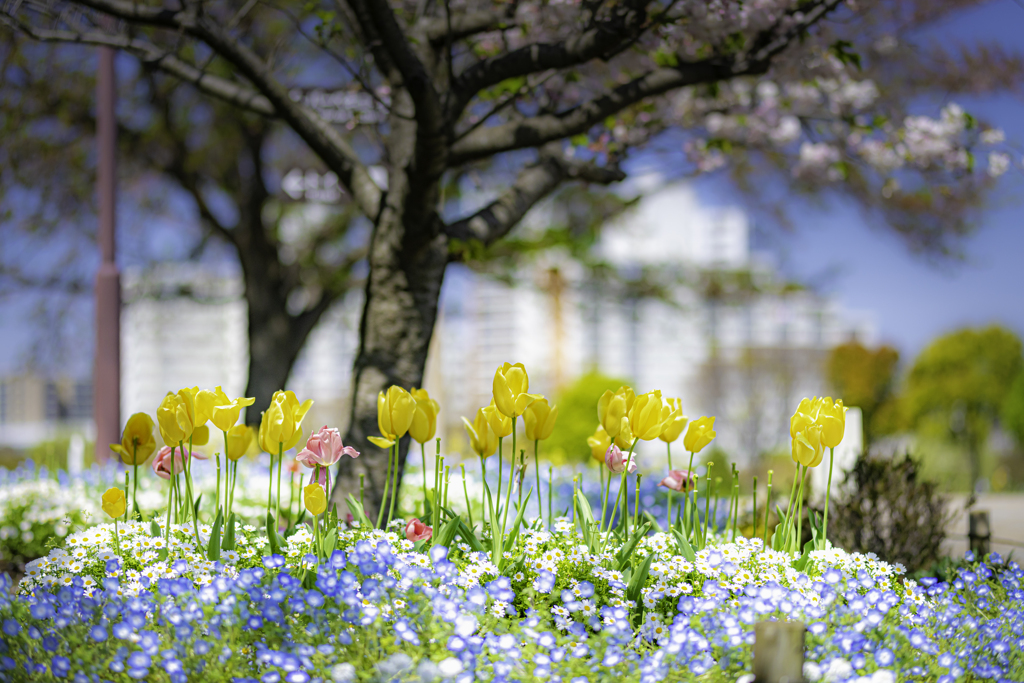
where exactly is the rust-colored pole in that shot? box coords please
[93,39,120,462]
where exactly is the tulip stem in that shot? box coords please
[666,442,673,532]
[599,466,611,533]
[783,465,800,540]
[685,450,696,538]
[605,438,639,537]
[461,464,473,529]
[267,451,274,517]
[387,442,399,528]
[477,455,485,534]
[420,442,428,517]
[276,444,284,520]
[180,439,203,551]
[164,481,173,551]
[215,452,222,521]
[378,443,393,530]
[703,464,713,548]
[796,465,807,554]
[123,471,129,524]
[131,444,139,521]
[534,440,542,524]
[633,473,641,530]
[821,446,834,549]
[112,519,121,556]
[752,475,758,543]
[763,470,773,551]
[501,418,518,535]
[496,436,504,522]
[547,465,553,529]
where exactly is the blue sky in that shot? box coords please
[1,0,1022,377]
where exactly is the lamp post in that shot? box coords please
[93,38,120,461]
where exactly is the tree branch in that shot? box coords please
[444,147,626,248]
[448,0,648,120]
[419,9,512,43]
[0,16,276,115]
[65,0,383,218]
[448,0,843,166]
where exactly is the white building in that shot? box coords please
[118,182,873,462]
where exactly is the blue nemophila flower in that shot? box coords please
[1,619,18,637]
[874,648,895,666]
[50,655,70,678]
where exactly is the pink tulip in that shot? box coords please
[296,426,359,468]
[605,444,637,474]
[307,467,328,488]
[659,469,697,492]
[151,445,208,480]
[405,518,432,542]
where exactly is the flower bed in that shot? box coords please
[2,373,1023,681]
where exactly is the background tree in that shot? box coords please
[902,326,1023,489]
[1000,371,1024,454]
[827,340,900,445]
[1,0,1020,519]
[0,35,365,418]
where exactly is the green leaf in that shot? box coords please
[482,480,502,566]
[503,489,534,557]
[671,527,697,563]
[626,554,654,604]
[641,512,663,534]
[323,528,338,557]
[266,512,281,556]
[436,514,463,550]
[207,511,223,562]
[149,520,162,538]
[345,494,372,529]
[223,513,237,551]
[829,40,862,71]
[574,488,596,551]
[653,47,678,67]
[617,522,652,571]
[193,493,203,520]
[133,499,143,522]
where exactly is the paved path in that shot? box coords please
[943,494,1024,560]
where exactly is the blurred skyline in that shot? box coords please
[0,0,1022,379]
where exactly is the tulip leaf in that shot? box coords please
[436,514,462,550]
[482,479,501,565]
[193,493,203,520]
[207,511,223,562]
[345,494,373,529]
[671,527,697,563]
[626,553,654,604]
[266,512,281,556]
[573,489,595,550]
[642,512,663,534]
[133,499,143,522]
[617,522,653,570]
[149,520,162,538]
[503,489,534,556]
[323,528,338,557]
[223,513,237,551]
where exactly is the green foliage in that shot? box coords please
[545,372,630,464]
[903,326,1023,483]
[1002,372,1024,451]
[826,341,900,443]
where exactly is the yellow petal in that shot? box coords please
[368,436,396,449]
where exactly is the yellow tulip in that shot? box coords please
[482,400,513,438]
[156,391,210,446]
[587,425,611,463]
[613,420,634,450]
[818,397,847,449]
[658,398,688,444]
[792,424,825,467]
[524,398,558,441]
[198,386,256,432]
[303,483,327,516]
[101,487,126,519]
[408,388,440,444]
[377,386,415,440]
[790,396,823,439]
[258,390,314,453]
[683,416,716,453]
[492,362,542,417]
[628,390,669,441]
[109,412,157,465]
[225,424,255,462]
[597,386,635,438]
[462,408,498,458]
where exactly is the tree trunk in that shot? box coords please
[243,306,306,426]
[331,218,448,523]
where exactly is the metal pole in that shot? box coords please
[93,36,120,461]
